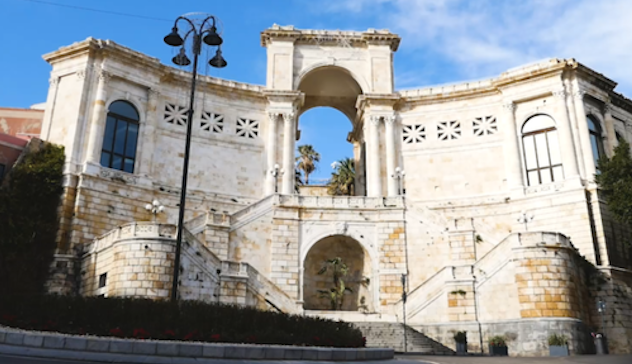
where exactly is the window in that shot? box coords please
[100,101,140,173]
[98,273,107,288]
[587,116,605,168]
[522,115,563,186]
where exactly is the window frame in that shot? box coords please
[587,115,605,168]
[521,115,563,186]
[100,101,140,173]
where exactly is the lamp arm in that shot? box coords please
[200,15,218,35]
[175,16,199,36]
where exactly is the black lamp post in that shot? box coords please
[164,14,227,302]
[401,273,408,353]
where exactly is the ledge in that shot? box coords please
[0,326,393,361]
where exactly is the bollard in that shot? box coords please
[594,334,608,355]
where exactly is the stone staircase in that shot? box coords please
[353,322,454,355]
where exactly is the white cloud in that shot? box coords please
[322,0,632,94]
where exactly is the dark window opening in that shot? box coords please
[98,273,107,288]
[101,101,139,173]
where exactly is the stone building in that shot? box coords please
[30,25,632,355]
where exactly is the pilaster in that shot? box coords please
[385,115,397,196]
[552,88,581,182]
[84,69,110,172]
[501,102,524,194]
[138,87,160,177]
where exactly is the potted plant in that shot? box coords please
[548,333,569,356]
[488,335,508,356]
[453,331,467,354]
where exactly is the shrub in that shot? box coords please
[453,331,467,344]
[0,294,364,348]
[489,335,506,347]
[0,141,64,296]
[548,333,567,346]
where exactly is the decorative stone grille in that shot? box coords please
[402,124,425,144]
[438,120,461,140]
[164,104,188,126]
[201,111,223,133]
[473,116,497,136]
[236,118,259,139]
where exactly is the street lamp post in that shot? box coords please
[164,13,227,302]
[401,273,408,353]
[392,167,405,195]
[271,163,280,193]
[517,210,535,231]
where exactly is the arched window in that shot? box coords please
[100,101,140,173]
[522,114,563,186]
[587,116,604,168]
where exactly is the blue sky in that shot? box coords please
[2,0,632,182]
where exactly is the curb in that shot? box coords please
[0,326,393,361]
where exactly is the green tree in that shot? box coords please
[328,158,355,196]
[0,141,65,296]
[317,257,351,310]
[296,145,320,185]
[596,139,632,229]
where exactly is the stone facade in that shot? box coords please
[21,25,632,355]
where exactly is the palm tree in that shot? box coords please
[328,157,355,196]
[296,145,320,185]
[295,168,303,194]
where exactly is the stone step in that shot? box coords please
[352,322,455,355]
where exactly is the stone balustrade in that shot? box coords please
[278,195,404,209]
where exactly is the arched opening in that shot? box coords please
[303,235,372,311]
[297,66,365,195]
[521,114,562,186]
[101,100,140,173]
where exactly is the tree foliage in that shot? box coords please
[317,257,352,310]
[595,140,632,229]
[296,144,320,185]
[0,141,65,295]
[328,158,355,196]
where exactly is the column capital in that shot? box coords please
[97,69,111,84]
[552,89,567,99]
[282,112,295,123]
[574,90,586,100]
[267,111,280,121]
[147,87,160,99]
[384,115,396,125]
[502,102,516,112]
[369,115,381,125]
[602,103,612,115]
[49,76,60,86]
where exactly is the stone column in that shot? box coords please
[266,112,279,195]
[569,83,593,180]
[138,88,159,176]
[281,112,295,194]
[603,103,618,153]
[502,102,524,191]
[553,89,580,180]
[385,115,397,196]
[367,115,382,197]
[85,70,110,166]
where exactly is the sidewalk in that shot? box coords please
[396,354,632,364]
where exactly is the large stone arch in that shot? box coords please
[302,234,374,311]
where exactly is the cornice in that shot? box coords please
[260,25,400,51]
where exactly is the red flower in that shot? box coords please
[245,335,257,343]
[164,329,176,337]
[210,334,221,341]
[183,330,198,341]
[79,328,86,335]
[313,336,320,342]
[133,328,150,339]
[362,337,367,347]
[1,314,16,323]
[109,328,124,337]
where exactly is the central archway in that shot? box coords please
[297,66,366,195]
[303,234,373,311]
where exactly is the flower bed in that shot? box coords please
[0,295,364,348]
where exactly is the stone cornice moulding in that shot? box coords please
[260,26,401,51]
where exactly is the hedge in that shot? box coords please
[0,295,365,348]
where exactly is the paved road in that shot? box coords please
[398,354,632,364]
